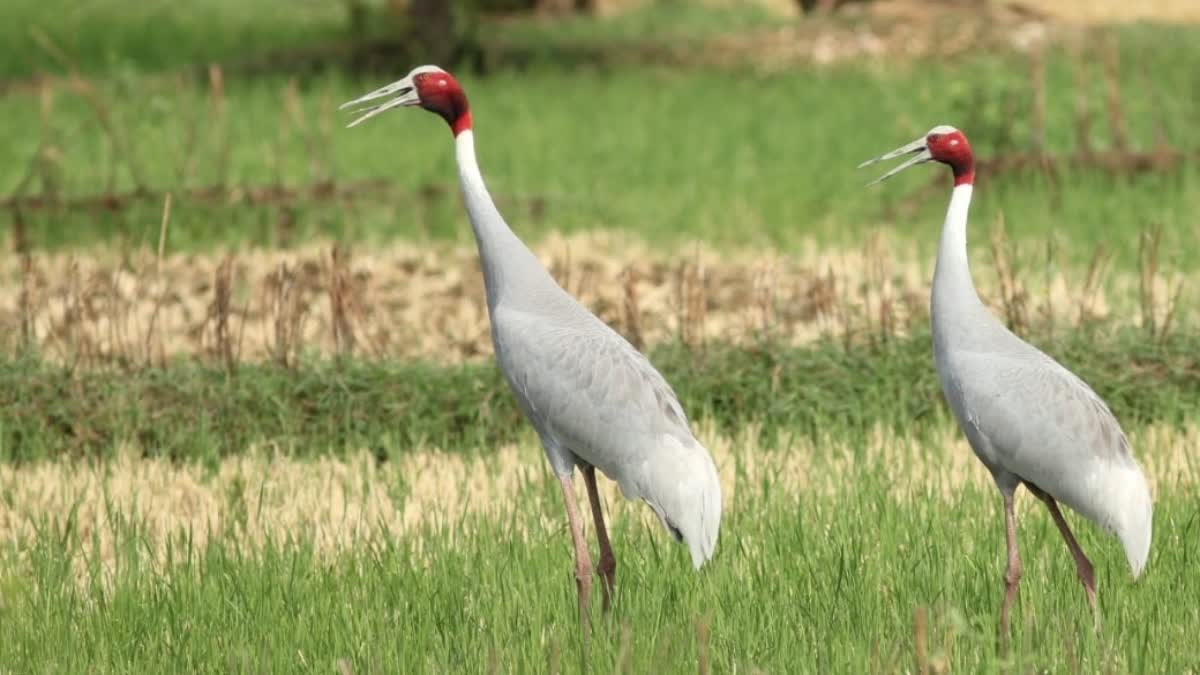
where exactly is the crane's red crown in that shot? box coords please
[926,128,974,186]
[414,69,472,136]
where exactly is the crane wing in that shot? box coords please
[953,348,1140,510]
[960,351,1132,463]
[952,347,1152,573]
[492,306,695,473]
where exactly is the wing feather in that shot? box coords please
[493,306,694,479]
[952,350,1139,521]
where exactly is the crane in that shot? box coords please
[340,66,722,621]
[859,126,1152,638]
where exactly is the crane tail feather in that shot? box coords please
[1106,462,1153,579]
[638,436,722,570]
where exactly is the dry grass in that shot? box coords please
[2,419,1193,579]
[0,230,1187,366]
[605,0,1200,24]
[1017,0,1200,24]
[664,0,1200,73]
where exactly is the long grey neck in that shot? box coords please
[931,184,994,347]
[454,130,550,309]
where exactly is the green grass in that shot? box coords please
[3,327,1199,462]
[0,0,353,80]
[1,26,1197,266]
[0,0,784,81]
[0,450,1196,672]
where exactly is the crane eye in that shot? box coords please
[927,133,942,144]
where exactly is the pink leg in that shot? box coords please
[999,491,1022,649]
[558,474,593,625]
[1032,490,1100,628]
[581,465,616,611]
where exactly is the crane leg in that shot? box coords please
[558,474,594,627]
[999,491,1022,648]
[581,465,616,611]
[1031,489,1100,628]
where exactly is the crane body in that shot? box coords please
[932,184,1151,568]
[861,126,1152,638]
[342,66,721,620]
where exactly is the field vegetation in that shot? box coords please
[1,0,1198,672]
[2,422,1199,672]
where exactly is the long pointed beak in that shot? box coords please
[340,76,420,128]
[857,138,932,185]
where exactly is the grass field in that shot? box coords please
[3,327,1200,461]
[1,12,1198,263]
[4,57,1198,260]
[2,0,1200,672]
[1,422,1198,672]
[0,324,1197,671]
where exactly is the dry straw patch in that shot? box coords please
[1,421,1193,580]
[1020,0,1200,24]
[0,230,1185,366]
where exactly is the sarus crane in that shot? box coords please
[341,66,722,622]
[860,125,1152,638]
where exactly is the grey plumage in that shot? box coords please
[454,90,721,572]
[863,125,1152,638]
[342,66,721,618]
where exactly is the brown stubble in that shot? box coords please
[0,230,1184,368]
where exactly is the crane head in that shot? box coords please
[340,65,471,135]
[858,125,975,186]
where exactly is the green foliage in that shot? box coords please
[3,326,1198,461]
[1,47,1196,266]
[0,356,516,462]
[0,0,352,79]
[1,461,1197,672]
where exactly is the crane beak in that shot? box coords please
[340,76,421,128]
[857,138,933,185]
